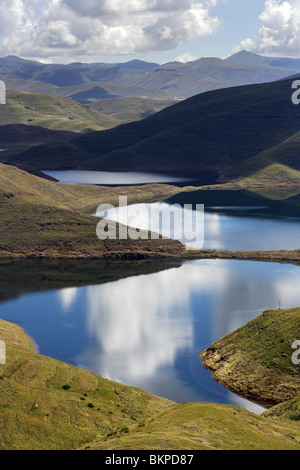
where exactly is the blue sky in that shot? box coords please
[0,1,299,64]
[147,0,266,63]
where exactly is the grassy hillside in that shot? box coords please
[219,132,300,185]
[201,307,300,406]
[0,162,187,259]
[1,318,300,450]
[7,77,300,186]
[89,402,300,450]
[90,96,177,123]
[0,91,176,153]
[0,319,172,450]
[1,90,120,133]
[0,123,76,150]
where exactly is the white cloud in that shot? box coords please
[0,0,24,36]
[58,287,78,312]
[0,0,223,62]
[174,52,200,62]
[239,0,300,57]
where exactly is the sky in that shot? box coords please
[0,0,300,64]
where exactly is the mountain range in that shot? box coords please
[1,50,300,103]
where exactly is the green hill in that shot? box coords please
[0,91,176,152]
[0,90,120,133]
[0,123,76,149]
[7,76,300,186]
[201,307,300,406]
[89,96,177,122]
[0,162,186,259]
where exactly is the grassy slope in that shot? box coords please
[1,319,300,450]
[235,163,300,189]
[89,402,300,451]
[0,162,187,259]
[219,131,300,186]
[201,307,300,406]
[0,124,76,151]
[90,96,177,123]
[0,319,172,450]
[1,90,120,133]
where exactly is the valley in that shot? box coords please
[0,49,300,452]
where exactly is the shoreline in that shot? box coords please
[1,247,300,265]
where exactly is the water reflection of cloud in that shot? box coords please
[96,202,300,250]
[73,259,300,409]
[229,393,266,415]
[85,266,195,379]
[78,261,228,383]
[204,213,222,249]
[96,202,205,249]
[57,287,78,313]
[273,275,300,310]
[212,262,300,341]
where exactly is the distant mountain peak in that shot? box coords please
[119,60,159,70]
[230,50,258,57]
[226,50,265,64]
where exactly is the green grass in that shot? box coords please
[90,96,177,123]
[0,162,188,259]
[88,402,300,450]
[1,90,120,133]
[201,307,300,406]
[0,319,172,450]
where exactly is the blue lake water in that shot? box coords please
[95,190,300,251]
[43,170,194,185]
[1,187,300,414]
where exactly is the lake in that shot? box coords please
[1,187,300,414]
[96,189,300,250]
[42,170,195,186]
[0,256,299,415]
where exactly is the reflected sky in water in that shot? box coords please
[1,259,300,414]
[43,170,193,185]
[96,200,300,250]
